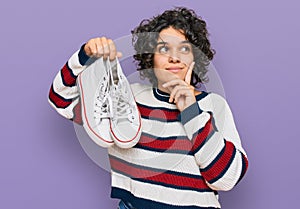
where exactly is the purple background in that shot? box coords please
[1,0,299,208]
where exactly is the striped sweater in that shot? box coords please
[48,46,248,209]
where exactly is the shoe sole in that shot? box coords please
[77,58,114,147]
[109,59,142,148]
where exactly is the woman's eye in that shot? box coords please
[180,46,191,53]
[158,45,169,53]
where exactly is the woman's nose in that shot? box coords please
[168,53,180,63]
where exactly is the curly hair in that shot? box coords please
[131,7,215,87]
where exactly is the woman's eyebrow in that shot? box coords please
[157,41,167,45]
[157,40,191,45]
[181,40,191,44]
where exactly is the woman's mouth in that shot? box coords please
[166,67,182,73]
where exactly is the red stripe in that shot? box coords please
[138,135,192,152]
[110,158,210,190]
[61,64,76,86]
[49,85,72,108]
[138,105,179,121]
[201,141,236,182]
[241,153,249,177]
[191,116,215,152]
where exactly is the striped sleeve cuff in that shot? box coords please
[195,131,249,190]
[178,102,203,125]
[78,44,90,66]
[177,103,211,140]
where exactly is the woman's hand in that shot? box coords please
[84,37,122,60]
[162,62,196,112]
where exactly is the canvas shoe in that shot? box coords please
[108,59,142,148]
[77,57,114,148]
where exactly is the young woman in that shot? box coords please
[49,7,248,209]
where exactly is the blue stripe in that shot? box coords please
[111,187,219,209]
[195,91,209,101]
[78,44,90,65]
[134,144,193,155]
[141,132,188,141]
[152,88,173,103]
[152,88,210,103]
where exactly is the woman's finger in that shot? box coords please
[101,37,110,59]
[84,39,97,56]
[162,79,187,89]
[108,39,117,61]
[169,85,191,103]
[95,38,104,57]
[184,61,195,85]
[172,86,191,103]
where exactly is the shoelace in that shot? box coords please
[94,63,112,119]
[107,59,135,123]
[112,84,134,121]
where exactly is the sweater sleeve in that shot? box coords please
[178,93,248,191]
[48,44,90,124]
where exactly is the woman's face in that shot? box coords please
[153,27,194,91]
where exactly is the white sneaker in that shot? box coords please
[77,57,114,147]
[108,59,142,148]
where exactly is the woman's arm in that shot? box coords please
[48,45,89,124]
[48,37,122,124]
[179,93,249,191]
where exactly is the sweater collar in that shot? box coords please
[152,88,208,103]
